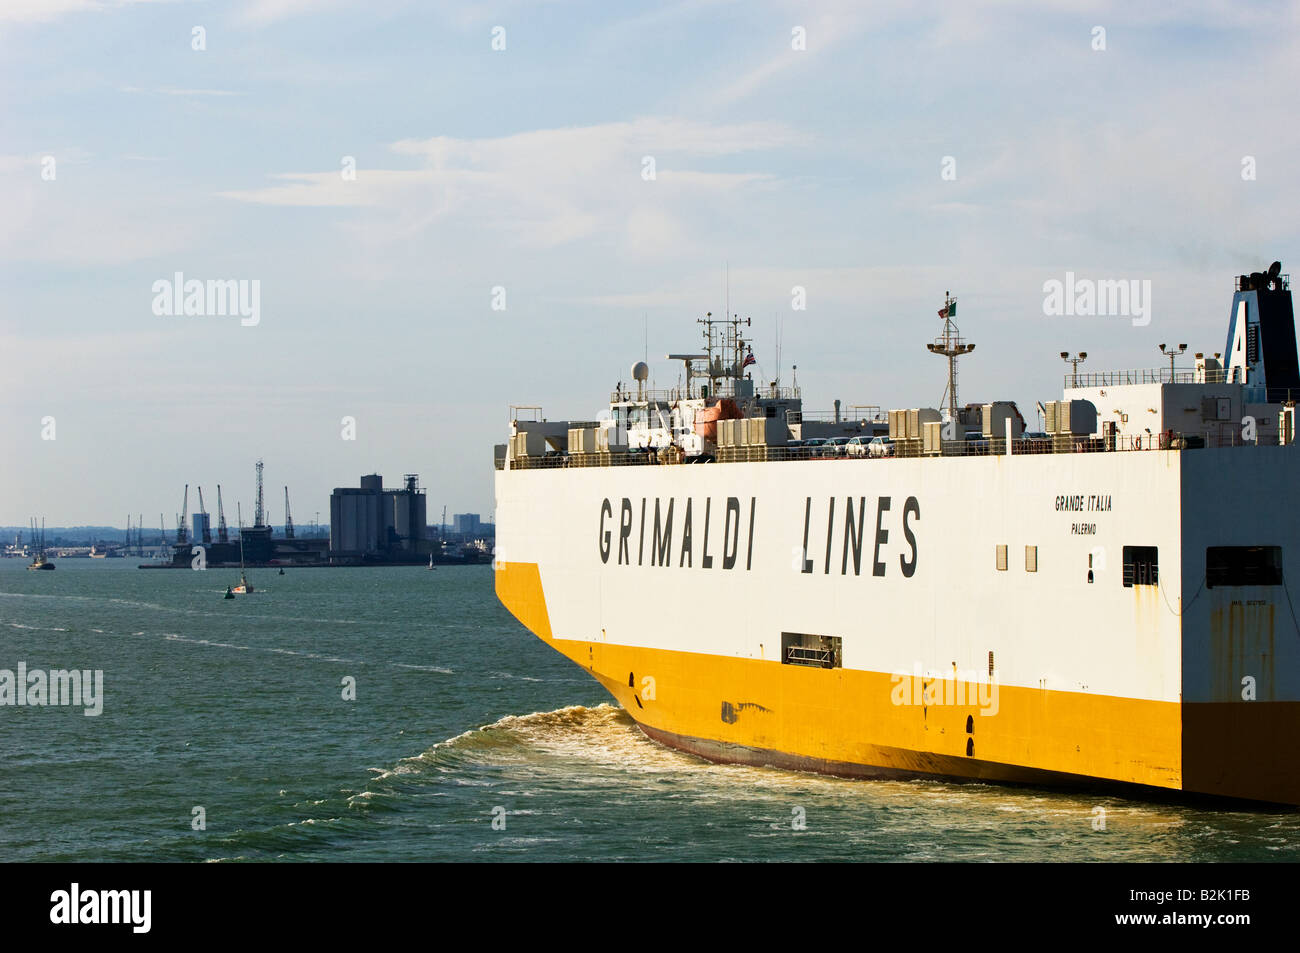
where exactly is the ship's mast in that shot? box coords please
[697,311,751,398]
[926,291,975,421]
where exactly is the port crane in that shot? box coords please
[284,487,294,539]
[216,486,229,543]
[176,485,189,545]
[197,487,212,544]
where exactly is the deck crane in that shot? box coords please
[284,487,294,539]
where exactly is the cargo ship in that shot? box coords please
[494,263,1300,805]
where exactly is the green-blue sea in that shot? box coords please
[1,559,1297,862]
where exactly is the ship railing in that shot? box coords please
[1064,368,1228,388]
[799,409,888,423]
[609,385,804,404]
[509,404,544,423]
[496,428,1281,469]
[1236,273,1290,291]
[499,450,662,470]
[609,388,688,404]
[785,645,834,668]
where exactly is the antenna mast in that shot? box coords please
[254,459,265,529]
[697,310,751,398]
[925,291,975,421]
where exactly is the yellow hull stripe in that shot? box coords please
[495,562,1299,802]
[495,561,552,639]
[554,637,1182,790]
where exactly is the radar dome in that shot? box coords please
[632,361,650,382]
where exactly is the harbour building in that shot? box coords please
[329,474,428,564]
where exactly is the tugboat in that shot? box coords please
[26,518,55,571]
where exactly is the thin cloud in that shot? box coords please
[218,118,796,249]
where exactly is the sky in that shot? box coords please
[3,0,1299,527]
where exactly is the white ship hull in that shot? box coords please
[496,448,1300,804]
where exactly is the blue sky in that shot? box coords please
[3,0,1298,525]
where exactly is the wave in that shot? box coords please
[369,704,676,782]
[157,631,450,669]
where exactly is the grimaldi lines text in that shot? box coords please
[597,494,920,578]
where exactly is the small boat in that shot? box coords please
[692,397,742,443]
[26,519,55,570]
[278,567,285,575]
[231,517,253,593]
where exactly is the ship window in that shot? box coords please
[996,544,1007,571]
[781,632,841,669]
[1206,546,1282,588]
[1123,546,1158,587]
[1025,545,1037,573]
